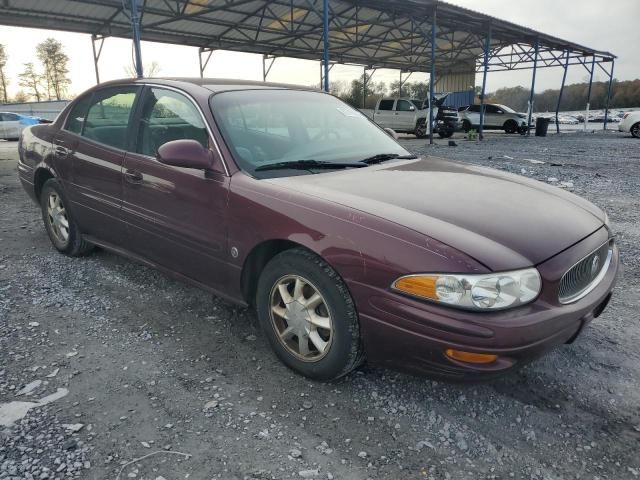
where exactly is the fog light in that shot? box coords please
[445,349,498,364]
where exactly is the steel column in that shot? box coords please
[322,0,330,92]
[603,59,615,131]
[584,56,596,131]
[263,54,276,82]
[526,38,539,136]
[555,49,570,134]
[129,0,143,78]
[428,8,437,145]
[91,34,105,84]
[199,48,214,78]
[478,23,492,140]
[363,66,367,108]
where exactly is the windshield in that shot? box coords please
[496,104,516,113]
[210,89,410,177]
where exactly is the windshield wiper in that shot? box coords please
[254,159,367,172]
[360,153,418,165]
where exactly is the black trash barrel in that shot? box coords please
[535,117,550,137]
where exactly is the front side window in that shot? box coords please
[1,113,20,121]
[83,87,138,149]
[211,90,410,177]
[396,100,414,112]
[137,88,208,157]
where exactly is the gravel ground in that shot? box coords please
[1,130,639,480]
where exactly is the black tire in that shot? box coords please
[438,128,454,139]
[504,120,518,134]
[462,120,472,132]
[40,178,93,256]
[631,122,640,138]
[414,121,427,139]
[256,248,364,380]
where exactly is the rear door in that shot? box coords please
[61,86,140,244]
[373,99,396,128]
[121,86,230,291]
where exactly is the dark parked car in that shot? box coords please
[18,78,619,381]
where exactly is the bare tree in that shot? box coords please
[0,44,8,103]
[123,61,161,78]
[19,63,44,102]
[36,38,71,100]
[13,90,29,103]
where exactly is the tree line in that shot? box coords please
[0,39,71,103]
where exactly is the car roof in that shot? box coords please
[90,77,322,94]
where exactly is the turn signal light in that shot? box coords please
[393,275,438,299]
[445,349,498,364]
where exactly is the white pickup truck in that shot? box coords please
[360,97,459,138]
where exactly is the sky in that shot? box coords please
[0,0,638,99]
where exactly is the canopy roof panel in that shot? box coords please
[0,0,615,73]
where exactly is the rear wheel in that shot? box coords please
[256,248,363,380]
[438,127,454,138]
[40,179,93,256]
[504,120,518,134]
[462,120,472,132]
[631,122,640,138]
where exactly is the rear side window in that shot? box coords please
[136,88,208,157]
[82,87,138,150]
[2,113,20,121]
[64,95,92,135]
[378,100,395,111]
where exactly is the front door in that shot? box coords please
[394,99,416,130]
[121,86,230,291]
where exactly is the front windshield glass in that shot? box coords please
[210,89,410,177]
[496,104,516,113]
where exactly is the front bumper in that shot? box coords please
[352,228,619,380]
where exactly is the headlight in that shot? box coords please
[392,268,541,311]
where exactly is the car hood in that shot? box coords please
[265,158,605,270]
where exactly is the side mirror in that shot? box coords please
[157,139,220,172]
[409,105,416,112]
[383,127,399,140]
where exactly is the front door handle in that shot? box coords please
[124,169,143,184]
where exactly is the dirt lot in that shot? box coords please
[1,131,639,480]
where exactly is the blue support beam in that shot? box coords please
[322,0,330,92]
[129,0,143,78]
[603,59,615,131]
[428,8,437,145]
[526,38,539,136]
[555,49,570,134]
[478,23,492,140]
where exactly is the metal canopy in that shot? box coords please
[0,0,615,75]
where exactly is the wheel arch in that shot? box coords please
[33,166,57,201]
[240,239,313,306]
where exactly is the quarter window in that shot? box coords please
[82,87,138,149]
[137,88,208,157]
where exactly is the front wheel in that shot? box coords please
[631,122,640,138]
[504,120,518,134]
[256,248,364,380]
[40,179,93,256]
[415,121,428,139]
[462,120,472,132]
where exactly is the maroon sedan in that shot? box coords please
[17,78,619,381]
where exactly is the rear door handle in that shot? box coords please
[124,169,143,184]
[54,145,69,157]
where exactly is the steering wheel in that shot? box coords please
[311,129,341,142]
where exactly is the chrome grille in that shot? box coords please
[559,241,612,304]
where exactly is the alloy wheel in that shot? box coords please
[269,274,333,362]
[47,192,70,244]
